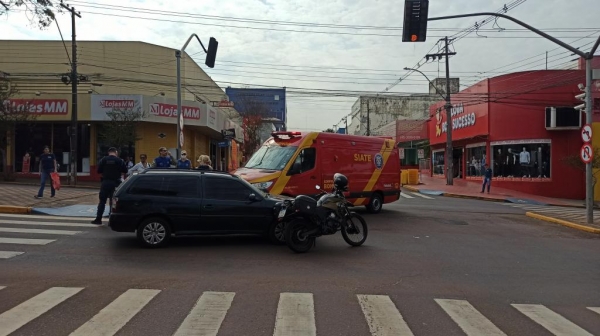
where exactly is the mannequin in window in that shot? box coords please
[519,147,530,177]
[495,148,504,177]
[506,148,516,177]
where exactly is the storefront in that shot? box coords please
[5,93,243,180]
[428,70,587,200]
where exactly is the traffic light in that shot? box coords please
[402,0,429,42]
[575,92,586,111]
[205,37,218,68]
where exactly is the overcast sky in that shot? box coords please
[1,0,599,131]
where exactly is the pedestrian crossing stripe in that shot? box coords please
[0,286,596,336]
[400,193,414,199]
[410,192,434,199]
[0,251,24,259]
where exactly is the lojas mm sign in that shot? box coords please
[149,103,200,120]
[3,99,68,114]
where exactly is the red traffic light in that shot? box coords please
[402,0,429,42]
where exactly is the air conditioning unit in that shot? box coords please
[545,107,581,130]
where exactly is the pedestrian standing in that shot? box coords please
[153,147,174,167]
[177,150,192,169]
[127,154,150,176]
[195,155,213,170]
[481,164,493,194]
[35,146,57,199]
[91,147,127,225]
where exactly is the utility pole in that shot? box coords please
[345,116,348,134]
[585,58,593,224]
[366,99,371,136]
[60,3,81,186]
[425,37,456,185]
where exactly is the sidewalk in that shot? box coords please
[0,183,103,217]
[404,175,599,234]
[404,175,585,207]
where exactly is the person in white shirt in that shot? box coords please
[128,154,151,176]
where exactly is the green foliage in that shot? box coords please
[98,108,147,153]
[1,0,59,29]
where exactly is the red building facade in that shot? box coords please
[428,69,592,199]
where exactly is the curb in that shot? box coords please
[1,181,100,190]
[403,185,419,192]
[442,192,507,203]
[0,205,32,214]
[525,212,600,234]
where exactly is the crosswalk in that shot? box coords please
[0,213,97,259]
[0,286,597,335]
[501,203,600,224]
[400,190,436,200]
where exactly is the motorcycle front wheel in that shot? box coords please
[284,218,315,253]
[341,212,368,247]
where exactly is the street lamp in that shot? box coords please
[404,66,454,186]
[175,34,218,155]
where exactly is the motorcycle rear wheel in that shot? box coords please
[284,218,315,253]
[341,212,368,247]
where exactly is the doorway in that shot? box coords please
[452,148,463,179]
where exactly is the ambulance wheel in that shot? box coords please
[366,193,383,214]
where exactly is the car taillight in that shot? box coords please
[111,197,119,212]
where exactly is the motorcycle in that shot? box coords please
[278,181,368,253]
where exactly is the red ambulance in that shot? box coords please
[233,131,401,213]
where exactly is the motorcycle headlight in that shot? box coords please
[253,181,274,190]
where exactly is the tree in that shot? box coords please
[235,97,269,158]
[1,0,59,28]
[323,128,335,133]
[562,147,600,202]
[0,77,38,179]
[98,107,147,157]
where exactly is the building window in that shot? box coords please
[432,151,445,175]
[466,144,486,179]
[491,140,551,180]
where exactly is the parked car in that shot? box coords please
[108,168,289,248]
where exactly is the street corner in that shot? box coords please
[32,204,109,218]
[0,205,32,214]
[525,212,600,234]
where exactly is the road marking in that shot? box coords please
[435,299,506,336]
[69,288,160,336]
[173,291,235,336]
[0,286,5,290]
[0,227,82,235]
[0,287,83,336]
[512,304,593,336]
[0,213,96,221]
[400,193,414,199]
[587,307,600,315]
[0,237,55,245]
[410,192,434,199]
[0,251,24,259]
[273,293,316,336]
[0,219,93,228]
[357,294,414,336]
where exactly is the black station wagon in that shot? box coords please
[108,169,288,247]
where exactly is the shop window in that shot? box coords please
[432,151,445,175]
[466,145,486,179]
[491,141,551,180]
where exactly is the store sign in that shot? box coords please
[91,94,142,121]
[4,99,68,114]
[149,103,200,120]
[436,103,477,136]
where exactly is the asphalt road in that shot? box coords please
[0,190,598,336]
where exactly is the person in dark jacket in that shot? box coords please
[195,154,213,170]
[35,146,57,199]
[481,164,493,194]
[91,147,127,225]
[177,150,192,169]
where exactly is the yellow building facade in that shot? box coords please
[0,40,243,179]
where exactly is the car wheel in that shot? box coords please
[136,217,171,248]
[268,220,286,245]
[366,192,383,214]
